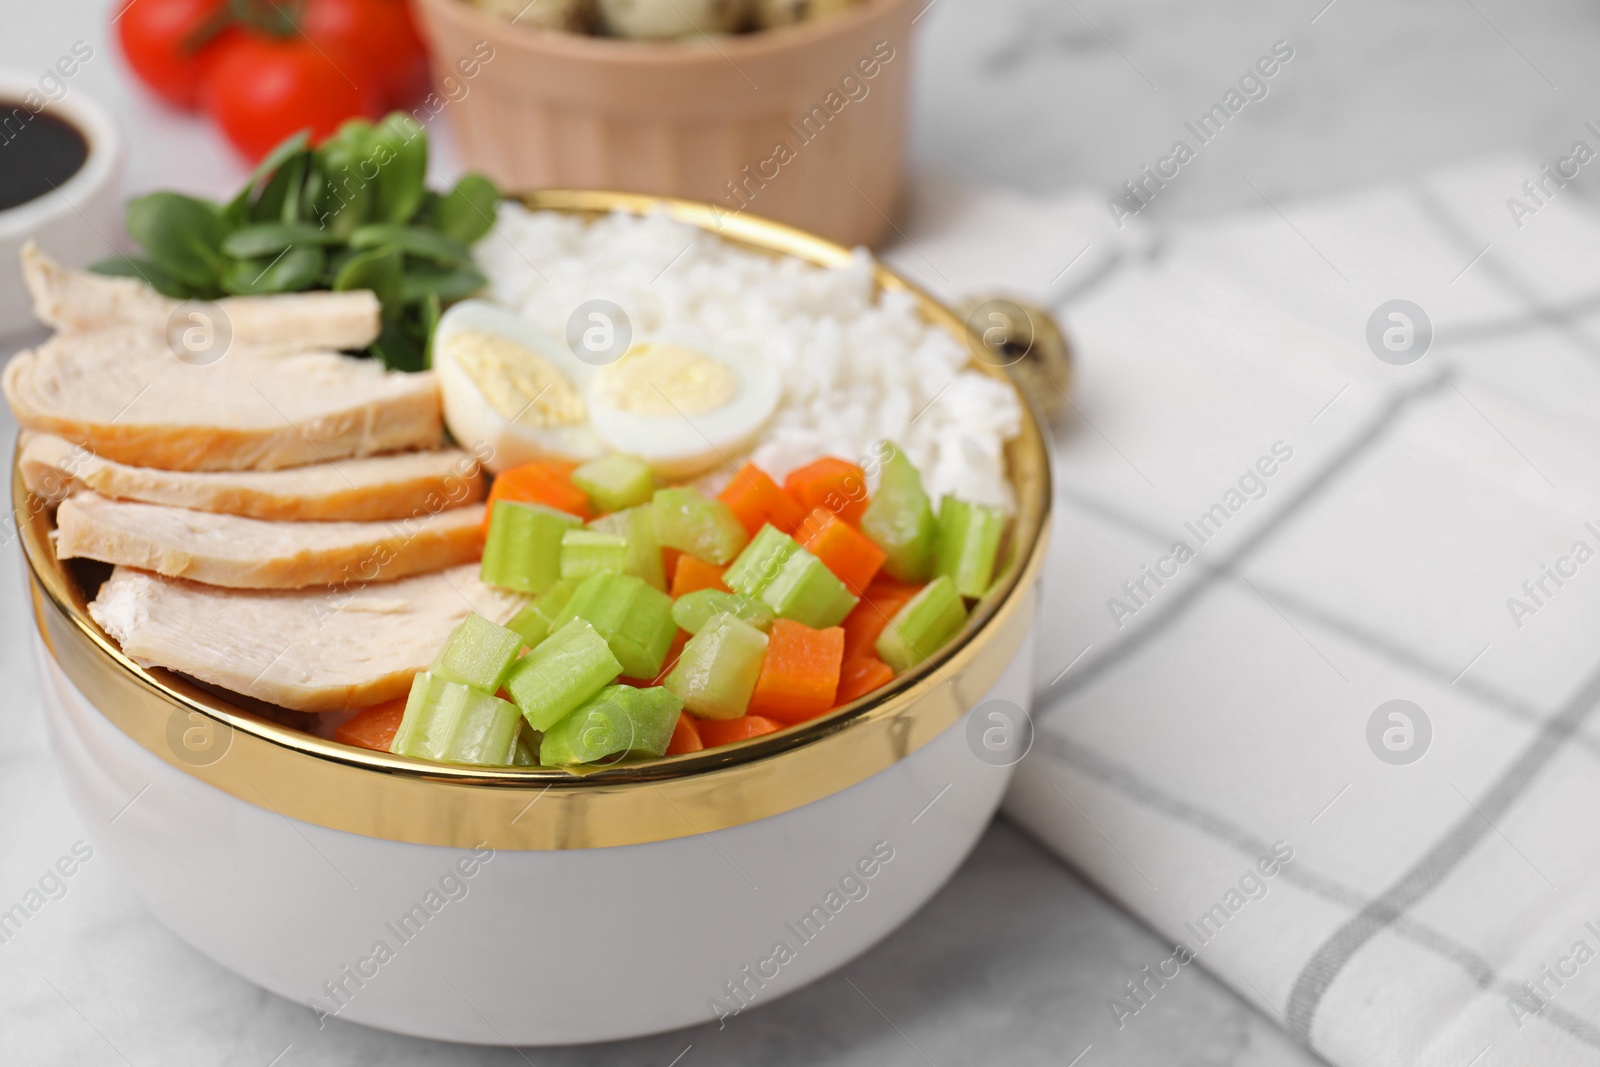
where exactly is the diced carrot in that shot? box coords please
[696,715,781,748]
[484,462,592,533]
[784,457,869,525]
[835,655,895,706]
[334,698,407,752]
[863,574,924,601]
[665,712,704,755]
[661,547,683,586]
[748,619,845,724]
[670,555,731,597]
[841,580,921,661]
[797,507,886,595]
[719,463,806,536]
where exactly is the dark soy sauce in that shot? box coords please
[0,102,89,212]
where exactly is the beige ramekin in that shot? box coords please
[410,0,917,247]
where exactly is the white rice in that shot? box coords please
[475,204,1023,510]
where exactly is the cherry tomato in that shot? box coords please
[301,0,430,107]
[203,36,383,161]
[115,0,237,109]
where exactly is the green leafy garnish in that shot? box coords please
[89,115,500,371]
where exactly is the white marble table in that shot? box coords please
[5,0,1598,1063]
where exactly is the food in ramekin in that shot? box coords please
[467,0,863,36]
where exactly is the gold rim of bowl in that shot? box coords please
[18,190,1054,850]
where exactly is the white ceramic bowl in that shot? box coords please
[0,70,122,338]
[17,192,1052,1045]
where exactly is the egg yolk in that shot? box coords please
[447,329,586,427]
[593,342,738,417]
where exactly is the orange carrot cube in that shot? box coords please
[797,507,886,594]
[835,655,895,706]
[784,457,869,525]
[665,712,704,756]
[484,462,592,533]
[748,619,845,724]
[696,715,781,748]
[719,463,806,536]
[670,555,731,598]
[335,698,408,752]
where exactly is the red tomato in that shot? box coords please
[301,0,430,107]
[203,35,383,161]
[115,0,236,109]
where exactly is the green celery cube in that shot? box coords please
[875,576,968,673]
[723,524,799,599]
[560,529,628,581]
[505,617,623,731]
[572,455,656,513]
[430,612,524,692]
[589,506,666,591]
[509,723,540,765]
[538,684,684,766]
[551,572,677,679]
[664,613,769,720]
[760,549,859,628]
[671,589,776,635]
[391,671,523,765]
[506,580,576,649]
[860,442,939,583]
[652,488,748,564]
[934,495,1005,598]
[481,500,580,595]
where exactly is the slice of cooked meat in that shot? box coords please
[21,242,381,350]
[3,327,442,470]
[56,492,487,589]
[88,564,525,712]
[21,433,486,521]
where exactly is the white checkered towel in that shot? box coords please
[884,159,1600,1067]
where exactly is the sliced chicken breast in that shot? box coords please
[21,242,381,350]
[88,565,526,712]
[56,492,487,589]
[21,433,486,521]
[4,326,443,470]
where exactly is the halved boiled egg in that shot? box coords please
[585,334,781,479]
[433,301,603,473]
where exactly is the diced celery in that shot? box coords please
[391,671,523,765]
[506,580,575,649]
[551,572,677,679]
[508,722,540,766]
[934,495,1005,598]
[723,524,799,598]
[589,506,666,591]
[560,529,628,581]
[652,488,748,564]
[505,617,623,731]
[671,589,776,635]
[444,689,524,765]
[538,684,684,766]
[572,455,655,513]
[430,612,524,692]
[875,576,968,673]
[664,613,769,720]
[860,442,939,583]
[481,500,580,595]
[760,550,859,629]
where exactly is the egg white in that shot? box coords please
[584,332,782,480]
[433,301,604,472]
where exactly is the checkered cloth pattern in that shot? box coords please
[886,157,1600,1067]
